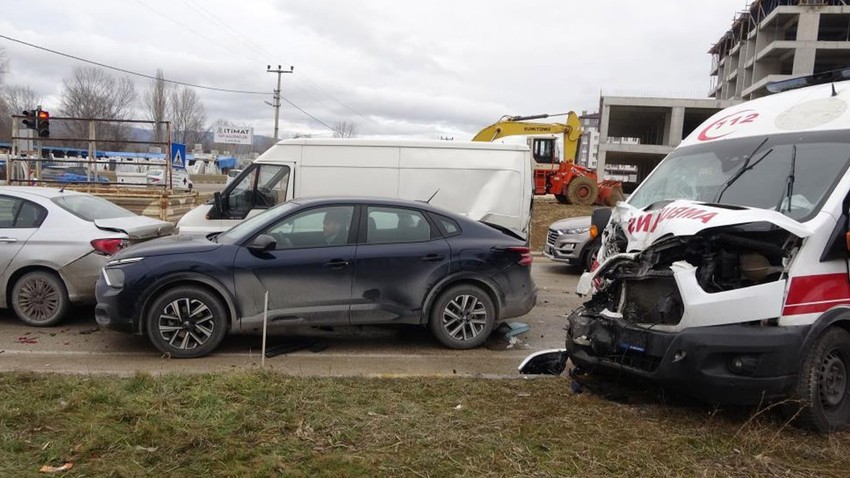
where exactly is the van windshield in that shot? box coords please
[628,131,850,222]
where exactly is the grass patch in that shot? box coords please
[1,371,849,477]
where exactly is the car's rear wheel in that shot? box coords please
[429,285,495,349]
[11,271,70,327]
[145,286,228,358]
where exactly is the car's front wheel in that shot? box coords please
[429,285,495,349]
[11,271,70,326]
[145,286,228,358]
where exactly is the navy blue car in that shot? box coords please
[95,197,536,358]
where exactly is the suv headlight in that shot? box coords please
[563,227,590,235]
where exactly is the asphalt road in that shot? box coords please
[0,258,583,377]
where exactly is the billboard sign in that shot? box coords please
[214,125,254,145]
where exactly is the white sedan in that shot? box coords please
[0,187,173,326]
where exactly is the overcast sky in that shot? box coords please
[0,0,748,140]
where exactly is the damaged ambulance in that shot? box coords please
[522,68,850,432]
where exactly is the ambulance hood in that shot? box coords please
[609,200,813,253]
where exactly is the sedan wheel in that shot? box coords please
[145,286,228,358]
[429,285,495,349]
[11,271,70,326]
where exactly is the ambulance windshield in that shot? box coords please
[628,130,850,222]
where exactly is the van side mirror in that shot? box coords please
[249,234,277,252]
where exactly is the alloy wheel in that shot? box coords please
[18,276,60,322]
[442,294,488,342]
[157,298,216,350]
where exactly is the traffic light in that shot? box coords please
[36,109,50,138]
[21,109,36,130]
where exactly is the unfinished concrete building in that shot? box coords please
[710,0,850,100]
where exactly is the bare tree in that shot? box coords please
[59,67,137,147]
[3,85,43,114]
[332,121,359,138]
[144,69,170,146]
[170,86,206,147]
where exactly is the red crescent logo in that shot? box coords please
[697,109,759,141]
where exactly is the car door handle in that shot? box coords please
[0,237,18,243]
[325,259,350,269]
[421,254,445,262]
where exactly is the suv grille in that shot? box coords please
[547,229,560,246]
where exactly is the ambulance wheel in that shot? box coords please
[791,328,850,433]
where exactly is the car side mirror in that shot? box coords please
[249,234,277,252]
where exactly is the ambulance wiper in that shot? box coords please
[715,137,771,203]
[779,145,797,212]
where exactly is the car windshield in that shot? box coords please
[216,201,299,244]
[627,131,850,222]
[52,194,136,221]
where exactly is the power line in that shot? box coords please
[0,33,268,95]
[283,97,335,131]
[0,34,336,132]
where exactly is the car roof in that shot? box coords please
[290,196,465,217]
[0,186,88,199]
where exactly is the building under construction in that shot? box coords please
[710,0,850,100]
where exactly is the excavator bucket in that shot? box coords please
[596,181,625,207]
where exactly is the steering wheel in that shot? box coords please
[271,233,292,248]
[255,187,275,207]
[670,180,698,200]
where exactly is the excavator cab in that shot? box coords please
[530,137,558,164]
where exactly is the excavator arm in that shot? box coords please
[471,112,583,163]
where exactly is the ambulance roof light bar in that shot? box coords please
[766,67,850,94]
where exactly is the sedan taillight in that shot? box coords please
[495,246,532,266]
[91,238,128,256]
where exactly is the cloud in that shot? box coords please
[0,0,746,140]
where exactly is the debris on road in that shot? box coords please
[79,327,100,335]
[264,338,328,358]
[38,462,73,473]
[16,336,38,344]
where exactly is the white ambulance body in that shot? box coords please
[552,71,850,432]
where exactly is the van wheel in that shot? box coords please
[11,271,69,326]
[429,285,494,349]
[791,328,850,433]
[145,286,228,358]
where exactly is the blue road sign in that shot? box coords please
[171,143,186,169]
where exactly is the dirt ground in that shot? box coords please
[530,196,596,251]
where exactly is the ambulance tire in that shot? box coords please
[791,327,850,433]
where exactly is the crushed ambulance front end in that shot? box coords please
[568,201,814,404]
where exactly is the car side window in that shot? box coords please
[0,196,46,228]
[263,206,354,249]
[429,213,461,237]
[366,207,432,244]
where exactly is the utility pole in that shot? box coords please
[266,65,294,141]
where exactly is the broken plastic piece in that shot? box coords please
[496,321,530,338]
[39,463,73,473]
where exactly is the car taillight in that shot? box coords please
[496,246,532,266]
[91,238,128,256]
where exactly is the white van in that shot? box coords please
[176,138,533,237]
[522,69,850,432]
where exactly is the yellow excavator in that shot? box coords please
[472,111,623,206]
